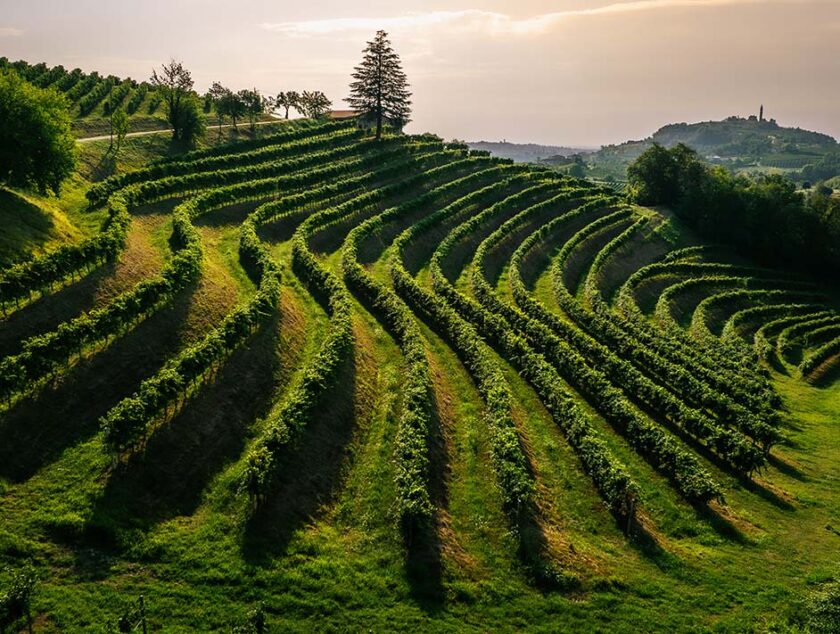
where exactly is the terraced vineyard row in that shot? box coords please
[0,57,162,118]
[1,119,838,630]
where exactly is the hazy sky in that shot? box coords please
[2,0,838,146]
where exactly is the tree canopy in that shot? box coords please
[275,91,300,119]
[298,91,332,119]
[150,59,201,143]
[0,69,76,194]
[237,88,264,129]
[628,143,840,278]
[111,106,129,151]
[347,30,411,139]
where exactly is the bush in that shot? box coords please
[175,95,206,145]
[807,582,840,634]
[0,69,76,194]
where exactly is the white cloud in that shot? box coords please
[260,0,806,38]
[0,27,24,37]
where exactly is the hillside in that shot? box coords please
[0,189,84,268]
[0,117,838,631]
[0,58,171,137]
[467,140,593,163]
[0,58,278,140]
[588,116,840,181]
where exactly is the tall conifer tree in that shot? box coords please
[347,31,411,140]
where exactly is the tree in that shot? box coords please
[238,88,263,130]
[0,69,76,194]
[207,82,230,134]
[111,107,129,152]
[275,91,299,119]
[298,91,331,119]
[347,30,412,140]
[626,143,684,206]
[174,95,206,144]
[150,59,196,142]
[221,91,246,130]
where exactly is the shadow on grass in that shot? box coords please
[767,351,790,376]
[735,474,796,512]
[403,516,445,613]
[257,209,310,245]
[624,515,681,572]
[690,501,753,546]
[0,259,119,359]
[808,355,840,388]
[89,148,117,182]
[86,316,280,535]
[409,296,577,594]
[194,200,266,229]
[0,188,58,267]
[628,398,796,515]
[766,452,809,481]
[0,280,200,483]
[240,345,357,566]
[343,280,447,611]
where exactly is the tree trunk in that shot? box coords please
[376,50,383,140]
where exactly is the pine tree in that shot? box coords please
[347,30,412,140]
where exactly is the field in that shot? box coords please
[0,119,838,632]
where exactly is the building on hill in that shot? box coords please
[356,112,405,133]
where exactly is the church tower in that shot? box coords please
[759,105,764,122]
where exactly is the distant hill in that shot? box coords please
[466,140,594,164]
[588,116,840,181]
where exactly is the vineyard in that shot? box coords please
[0,59,163,128]
[0,119,838,631]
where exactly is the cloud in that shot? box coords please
[0,27,24,37]
[260,0,806,37]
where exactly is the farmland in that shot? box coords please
[0,115,838,632]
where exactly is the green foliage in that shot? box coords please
[150,59,199,142]
[232,603,266,634]
[111,106,129,150]
[0,564,35,631]
[297,90,332,119]
[0,195,130,311]
[125,83,149,115]
[0,69,76,194]
[239,139,447,502]
[274,90,300,119]
[628,144,840,278]
[175,95,206,145]
[237,88,264,129]
[806,581,840,634]
[348,31,412,138]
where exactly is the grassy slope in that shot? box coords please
[0,188,83,267]
[0,134,837,632]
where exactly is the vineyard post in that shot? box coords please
[625,499,635,537]
[139,594,147,634]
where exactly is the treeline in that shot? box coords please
[627,144,840,279]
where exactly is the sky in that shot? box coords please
[1,0,839,147]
